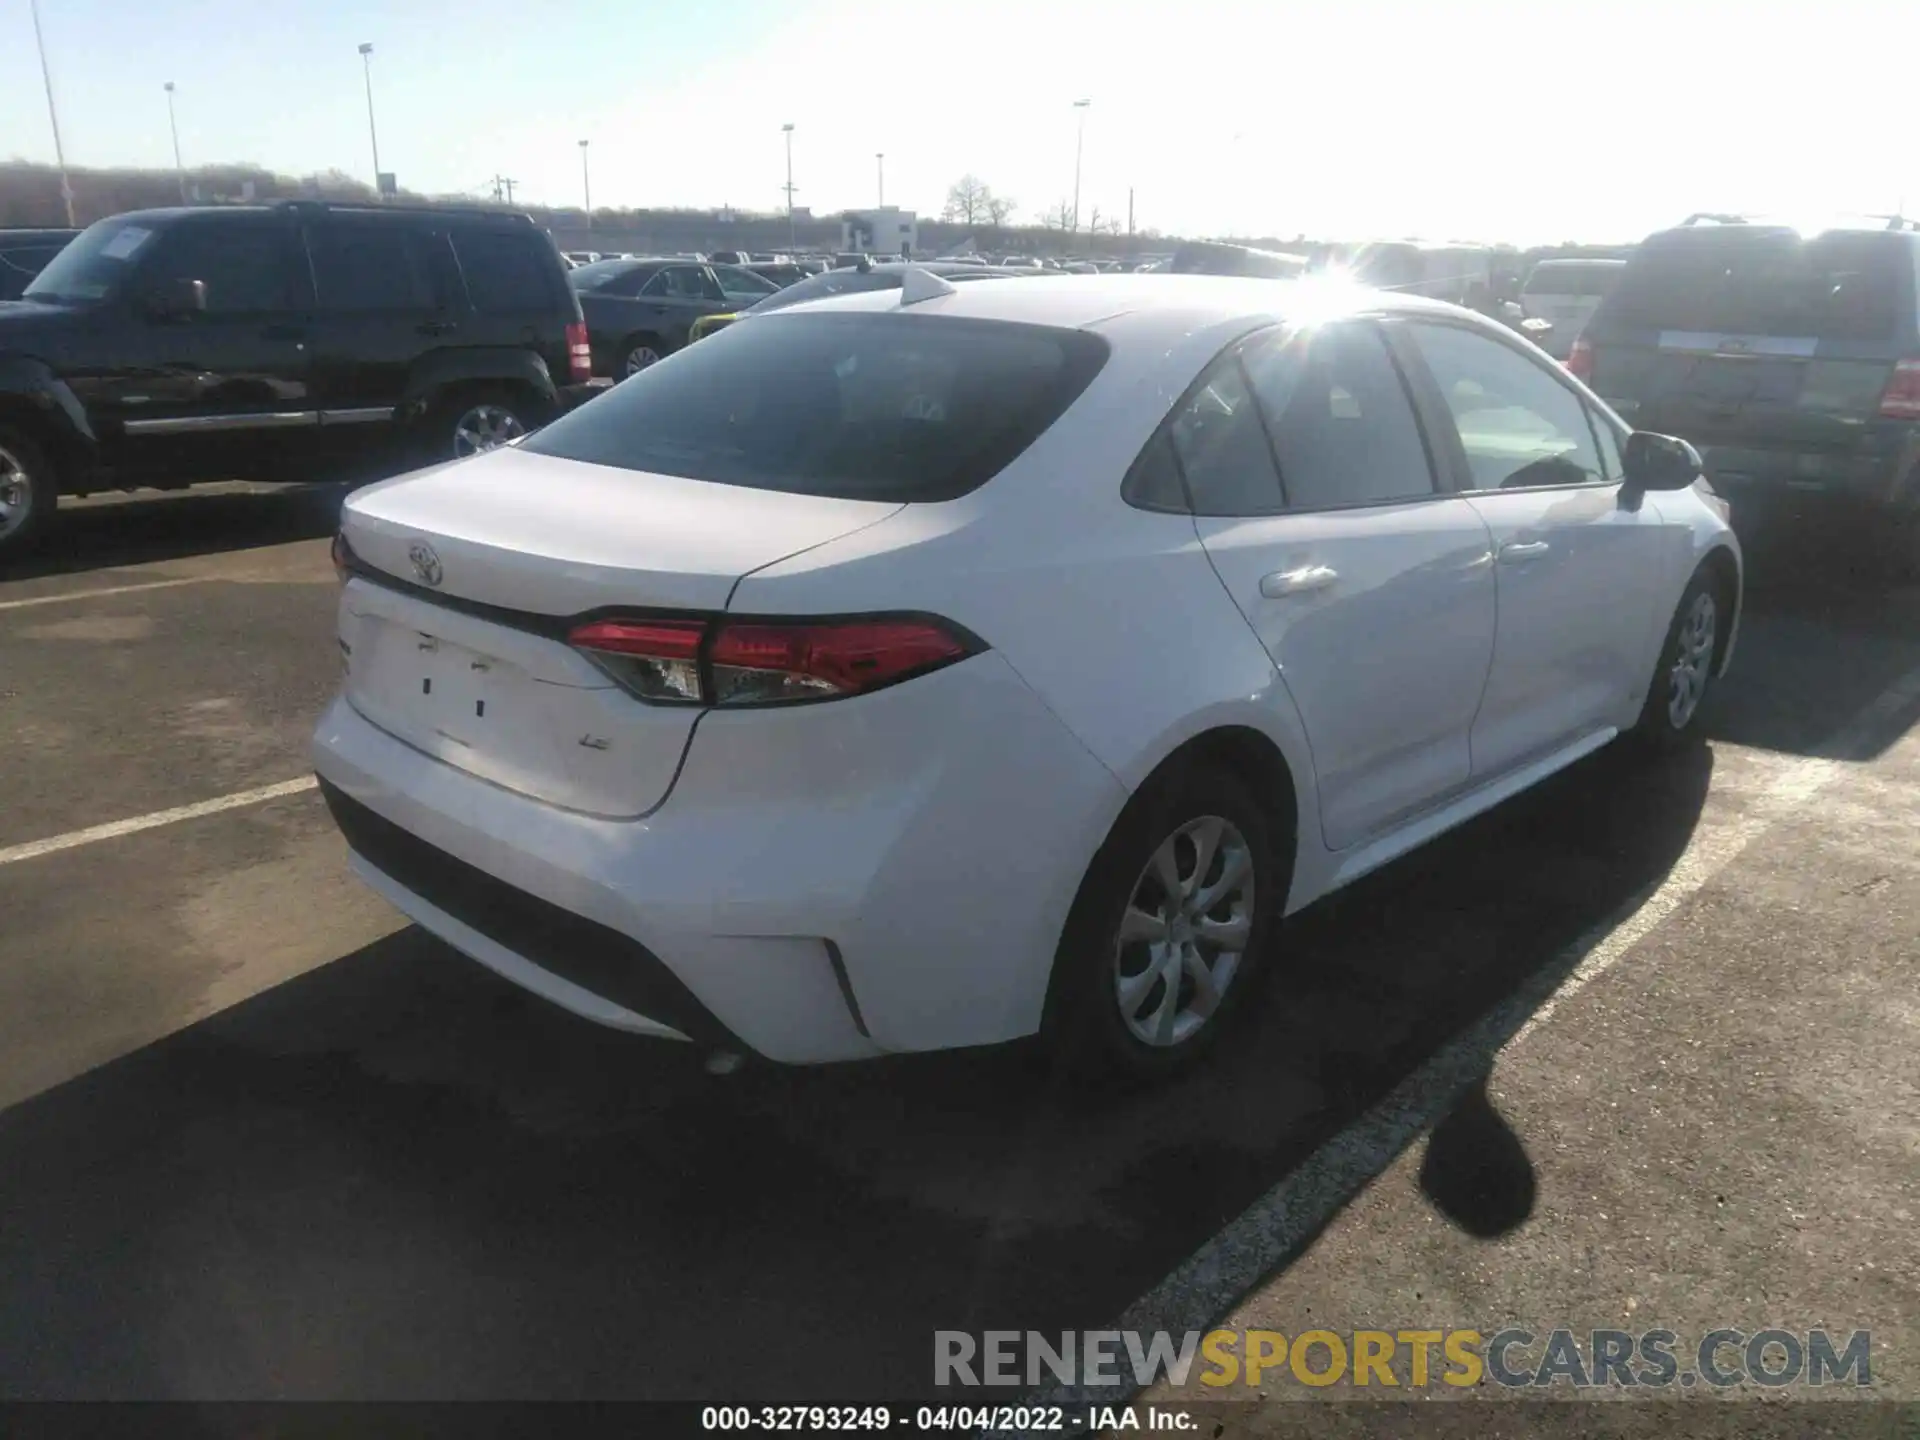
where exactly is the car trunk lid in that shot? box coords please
[337,446,901,816]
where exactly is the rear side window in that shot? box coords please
[308,221,438,312]
[1605,231,1906,341]
[521,313,1109,502]
[450,228,557,314]
[641,265,724,301]
[1241,323,1435,509]
[1165,358,1285,515]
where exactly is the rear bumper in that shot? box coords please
[310,653,1127,1064]
[1689,433,1920,513]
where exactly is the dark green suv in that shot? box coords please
[1572,216,1920,578]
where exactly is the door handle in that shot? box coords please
[416,318,458,336]
[1500,540,1551,562]
[1260,565,1339,598]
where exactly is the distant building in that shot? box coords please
[842,206,917,257]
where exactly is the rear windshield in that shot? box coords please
[1523,261,1623,298]
[1605,231,1907,341]
[521,312,1109,502]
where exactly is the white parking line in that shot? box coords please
[1014,658,1920,1429]
[0,577,214,612]
[0,777,320,868]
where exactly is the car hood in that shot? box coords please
[0,299,83,346]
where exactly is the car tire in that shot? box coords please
[1047,763,1284,1083]
[0,422,58,562]
[425,387,538,463]
[618,335,668,379]
[1630,567,1726,752]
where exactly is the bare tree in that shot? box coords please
[943,174,993,227]
[1039,198,1076,231]
[984,192,1016,228]
[1087,206,1124,238]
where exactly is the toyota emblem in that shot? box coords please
[408,542,444,588]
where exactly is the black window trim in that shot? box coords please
[1121,316,1462,519]
[1390,314,1621,499]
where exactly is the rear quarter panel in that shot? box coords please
[728,321,1333,910]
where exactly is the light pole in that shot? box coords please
[164,82,186,203]
[1071,98,1091,240]
[357,43,382,196]
[28,0,75,227]
[782,123,796,248]
[876,152,885,207]
[579,140,591,230]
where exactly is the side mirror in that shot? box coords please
[1622,431,1704,492]
[1519,316,1555,346]
[142,277,206,320]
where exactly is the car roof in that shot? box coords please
[779,271,1469,345]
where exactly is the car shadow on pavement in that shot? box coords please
[1699,521,1920,761]
[0,481,350,584]
[0,742,1714,1403]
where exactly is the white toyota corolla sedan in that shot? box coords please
[314,271,1741,1079]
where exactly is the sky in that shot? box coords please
[1,0,1913,246]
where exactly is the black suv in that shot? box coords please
[1574,216,1920,577]
[0,201,596,559]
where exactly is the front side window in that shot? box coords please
[1165,356,1284,515]
[308,221,437,312]
[1241,323,1435,509]
[1407,322,1604,491]
[137,224,294,314]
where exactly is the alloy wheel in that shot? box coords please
[623,345,662,377]
[0,443,34,540]
[1666,589,1717,729]
[1111,814,1256,1048]
[452,404,526,458]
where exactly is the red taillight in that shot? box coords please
[566,321,592,383]
[566,615,977,706]
[709,620,972,704]
[1566,336,1594,382]
[569,618,706,704]
[1878,358,1920,419]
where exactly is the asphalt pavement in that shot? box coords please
[0,485,1914,1434]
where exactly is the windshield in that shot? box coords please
[522,311,1109,502]
[1607,231,1904,341]
[20,220,160,304]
